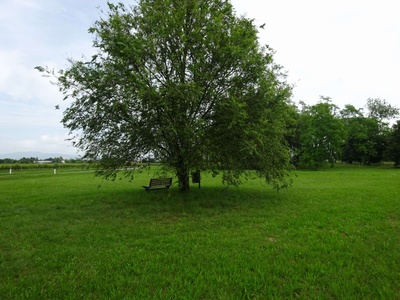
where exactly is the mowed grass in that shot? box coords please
[0,166,399,299]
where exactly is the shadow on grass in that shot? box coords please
[95,184,291,219]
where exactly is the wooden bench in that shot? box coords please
[142,178,172,191]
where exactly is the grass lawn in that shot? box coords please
[0,166,399,299]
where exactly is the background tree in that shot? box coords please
[386,120,400,167]
[284,104,303,165]
[18,157,38,164]
[340,99,399,165]
[298,97,345,169]
[364,98,398,164]
[366,98,399,124]
[37,0,293,191]
[341,115,381,164]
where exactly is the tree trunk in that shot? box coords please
[176,156,190,192]
[177,169,190,192]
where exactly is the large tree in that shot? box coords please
[37,0,293,191]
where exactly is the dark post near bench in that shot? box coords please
[192,170,201,189]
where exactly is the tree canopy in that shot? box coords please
[37,0,294,191]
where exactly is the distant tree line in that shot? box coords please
[286,97,400,169]
[0,157,86,164]
[0,157,92,168]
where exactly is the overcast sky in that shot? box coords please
[1,0,399,156]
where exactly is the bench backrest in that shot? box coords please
[149,178,172,186]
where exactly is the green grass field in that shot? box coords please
[1,166,399,299]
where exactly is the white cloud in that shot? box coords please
[231,0,400,107]
[4,133,78,156]
[0,51,62,105]
[0,0,103,155]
